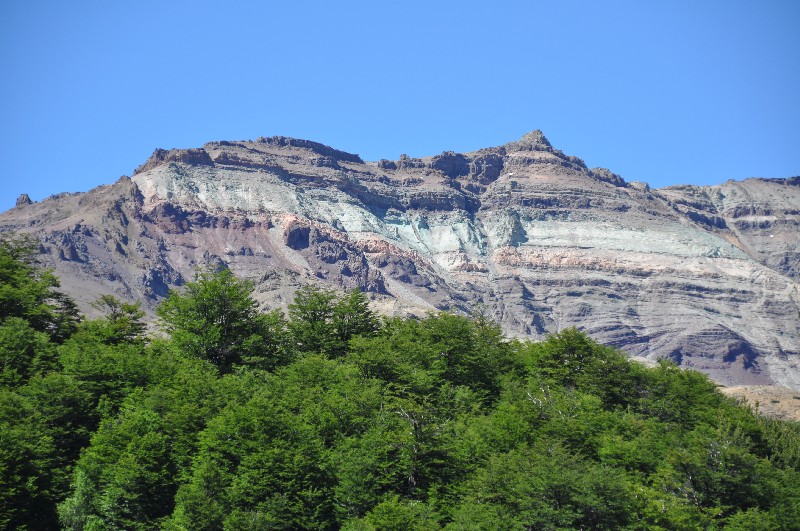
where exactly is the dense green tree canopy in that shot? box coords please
[0,233,79,342]
[157,267,289,373]
[288,285,379,357]
[0,235,84,527]
[1,253,799,529]
[89,295,147,345]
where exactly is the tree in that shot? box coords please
[58,407,176,530]
[451,442,636,530]
[522,327,646,409]
[418,313,513,397]
[288,284,337,355]
[350,495,440,530]
[20,373,94,497]
[169,392,331,530]
[349,313,513,399]
[89,295,147,345]
[333,289,380,348]
[157,268,285,373]
[0,317,53,387]
[58,328,153,425]
[288,285,379,357]
[0,233,79,342]
[0,389,49,529]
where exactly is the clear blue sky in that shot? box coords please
[1,1,798,212]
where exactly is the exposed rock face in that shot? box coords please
[2,131,799,389]
[134,148,214,175]
[15,194,32,207]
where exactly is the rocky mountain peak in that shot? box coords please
[133,147,213,175]
[15,193,32,207]
[430,151,471,178]
[504,129,553,152]
[2,131,799,391]
[131,136,366,177]
[254,136,364,164]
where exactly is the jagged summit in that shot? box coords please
[15,193,32,207]
[133,136,364,177]
[134,147,214,175]
[254,136,363,164]
[2,131,800,390]
[130,130,564,180]
[504,129,553,151]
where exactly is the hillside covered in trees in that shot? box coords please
[2,234,800,530]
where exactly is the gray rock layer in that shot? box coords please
[2,131,799,389]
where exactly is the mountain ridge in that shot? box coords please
[2,131,799,389]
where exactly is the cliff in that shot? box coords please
[2,131,799,389]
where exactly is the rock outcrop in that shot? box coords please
[2,131,799,390]
[15,193,32,207]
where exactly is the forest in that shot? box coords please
[2,233,800,530]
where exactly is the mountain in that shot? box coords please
[2,131,799,389]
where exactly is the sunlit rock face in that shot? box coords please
[2,132,799,389]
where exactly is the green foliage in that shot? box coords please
[647,420,792,526]
[0,389,47,529]
[348,313,516,401]
[57,354,228,529]
[521,327,647,409]
[19,373,94,489]
[0,317,54,387]
[758,415,800,470]
[0,235,85,528]
[350,495,440,530]
[288,284,338,354]
[89,295,147,345]
[1,264,799,529]
[157,267,290,372]
[59,406,176,530]
[348,318,445,396]
[59,327,155,423]
[0,375,93,528]
[289,285,379,357]
[417,312,517,397]
[334,288,380,344]
[453,441,637,529]
[170,391,331,529]
[638,358,728,426]
[0,233,79,342]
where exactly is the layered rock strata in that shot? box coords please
[2,131,798,389]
